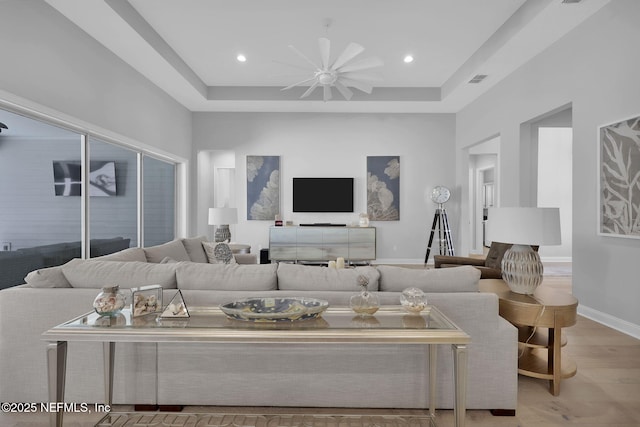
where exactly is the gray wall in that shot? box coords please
[0,0,191,163]
[456,0,640,335]
[193,112,456,263]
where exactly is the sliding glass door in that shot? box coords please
[88,137,138,257]
[0,107,180,288]
[143,155,176,247]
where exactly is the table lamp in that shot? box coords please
[208,207,238,243]
[486,207,561,295]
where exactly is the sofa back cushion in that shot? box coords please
[61,259,177,289]
[181,236,209,263]
[377,265,480,292]
[93,247,147,262]
[24,266,71,288]
[176,263,277,291]
[276,263,380,292]
[144,239,191,263]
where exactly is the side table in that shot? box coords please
[480,279,578,395]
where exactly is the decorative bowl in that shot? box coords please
[220,297,329,322]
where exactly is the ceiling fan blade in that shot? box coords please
[339,71,384,83]
[301,81,320,98]
[281,76,318,91]
[318,38,331,70]
[336,56,384,73]
[273,59,317,72]
[339,78,374,94]
[331,42,365,71]
[288,44,321,70]
[334,81,353,100]
[323,85,332,102]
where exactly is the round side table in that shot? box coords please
[480,279,578,395]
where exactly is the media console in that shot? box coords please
[269,226,376,263]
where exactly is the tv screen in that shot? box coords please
[293,178,354,212]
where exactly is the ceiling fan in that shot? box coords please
[281,37,383,102]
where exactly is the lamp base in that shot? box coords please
[214,225,231,243]
[501,244,543,295]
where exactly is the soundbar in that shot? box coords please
[300,223,347,227]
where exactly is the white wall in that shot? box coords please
[0,0,191,162]
[193,113,456,262]
[456,0,640,335]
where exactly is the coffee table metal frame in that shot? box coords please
[43,306,470,427]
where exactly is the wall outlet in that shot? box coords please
[1,242,11,251]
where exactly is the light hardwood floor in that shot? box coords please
[2,269,639,426]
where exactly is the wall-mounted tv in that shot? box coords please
[293,177,354,213]
[53,160,117,196]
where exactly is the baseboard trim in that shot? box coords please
[578,305,640,340]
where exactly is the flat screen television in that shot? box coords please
[293,177,354,212]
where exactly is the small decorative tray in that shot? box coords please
[219,297,329,322]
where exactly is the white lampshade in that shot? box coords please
[208,207,238,225]
[486,207,561,246]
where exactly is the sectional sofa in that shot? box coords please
[0,236,518,412]
[0,237,131,290]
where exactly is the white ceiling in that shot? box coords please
[44,0,610,113]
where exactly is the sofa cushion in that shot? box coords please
[276,263,380,292]
[144,239,191,263]
[61,259,177,289]
[176,263,277,291]
[377,265,480,292]
[202,242,237,265]
[24,266,71,288]
[94,247,147,262]
[181,236,209,263]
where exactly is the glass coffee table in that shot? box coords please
[43,305,470,427]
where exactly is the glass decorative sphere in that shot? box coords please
[93,285,126,317]
[400,287,428,314]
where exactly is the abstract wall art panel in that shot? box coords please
[367,156,400,221]
[246,155,280,220]
[598,114,640,238]
[53,160,117,196]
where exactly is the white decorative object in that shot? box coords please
[486,207,561,295]
[400,287,428,314]
[359,213,370,227]
[336,257,345,269]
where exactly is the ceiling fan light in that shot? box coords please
[317,70,337,85]
[236,54,247,63]
[403,55,414,63]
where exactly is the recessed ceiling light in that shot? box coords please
[403,55,414,64]
[236,54,247,63]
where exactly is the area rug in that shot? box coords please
[95,412,435,427]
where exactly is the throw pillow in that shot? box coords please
[377,265,480,293]
[202,242,237,265]
[176,263,277,291]
[276,263,381,292]
[24,265,72,288]
[143,239,191,263]
[181,235,209,263]
[61,259,178,289]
